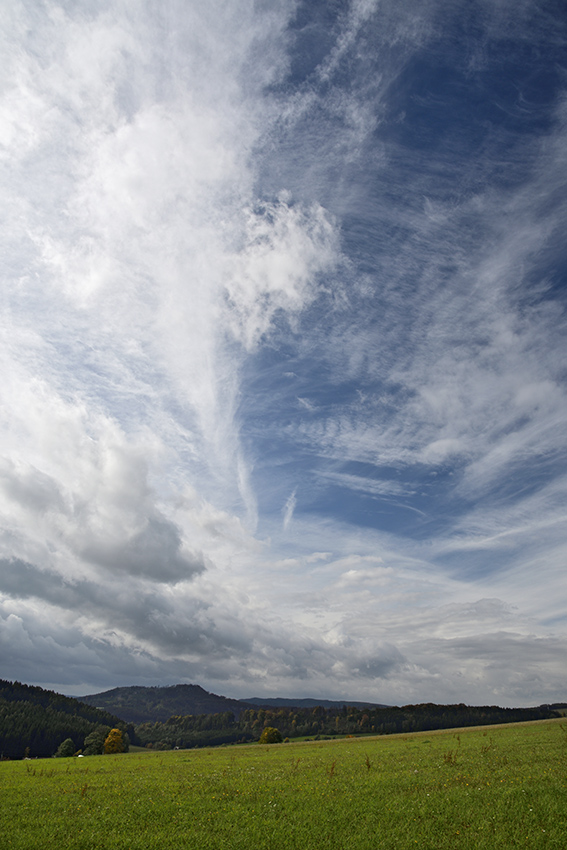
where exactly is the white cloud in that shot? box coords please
[0,0,565,707]
[282,488,297,530]
[0,0,335,662]
[317,470,411,498]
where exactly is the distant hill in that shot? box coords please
[78,684,390,724]
[0,679,136,759]
[78,684,255,724]
[76,684,564,733]
[244,697,389,709]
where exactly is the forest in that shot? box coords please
[0,680,138,759]
[135,703,558,750]
[0,678,560,758]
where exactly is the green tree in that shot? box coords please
[55,738,76,758]
[259,726,282,744]
[104,728,125,754]
[83,725,111,755]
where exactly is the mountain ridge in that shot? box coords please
[78,684,252,724]
[78,684,388,724]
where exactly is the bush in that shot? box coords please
[259,727,283,744]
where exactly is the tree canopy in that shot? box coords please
[55,738,76,757]
[259,726,283,744]
[104,728,126,754]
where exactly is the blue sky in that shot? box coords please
[0,0,566,706]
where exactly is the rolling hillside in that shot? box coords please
[0,679,137,759]
[78,684,254,724]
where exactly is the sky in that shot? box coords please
[0,0,566,708]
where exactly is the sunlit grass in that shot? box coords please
[1,720,565,849]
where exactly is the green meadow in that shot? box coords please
[1,719,565,849]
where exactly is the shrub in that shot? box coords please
[259,727,283,744]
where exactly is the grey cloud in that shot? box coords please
[347,645,407,680]
[1,553,564,705]
[0,603,181,691]
[406,632,567,705]
[0,559,68,605]
[0,557,252,661]
[0,459,66,515]
[0,559,308,680]
[81,516,205,583]
[0,558,167,625]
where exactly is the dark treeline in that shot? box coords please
[1,678,559,758]
[136,702,558,750]
[0,680,138,759]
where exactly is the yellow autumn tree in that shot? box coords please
[259,726,282,744]
[103,728,125,754]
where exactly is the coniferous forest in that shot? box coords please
[0,680,137,759]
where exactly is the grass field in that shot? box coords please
[1,719,565,849]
